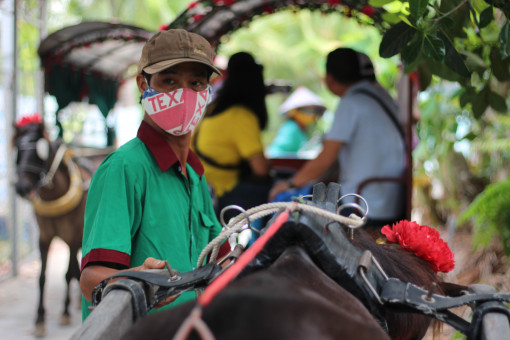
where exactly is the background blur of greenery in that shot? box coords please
[11,0,510,255]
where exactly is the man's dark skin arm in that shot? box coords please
[80,257,179,307]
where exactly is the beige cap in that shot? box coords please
[137,29,220,75]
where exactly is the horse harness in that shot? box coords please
[15,130,86,217]
[92,184,510,340]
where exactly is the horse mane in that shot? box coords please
[350,227,466,340]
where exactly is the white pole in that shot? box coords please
[1,0,19,276]
[36,0,47,117]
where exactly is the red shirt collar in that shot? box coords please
[136,120,204,176]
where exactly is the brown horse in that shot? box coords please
[13,118,106,337]
[123,183,462,340]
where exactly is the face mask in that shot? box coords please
[289,109,317,128]
[141,85,211,136]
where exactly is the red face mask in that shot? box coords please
[141,85,211,136]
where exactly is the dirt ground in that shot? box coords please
[0,238,82,340]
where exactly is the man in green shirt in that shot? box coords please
[80,29,223,320]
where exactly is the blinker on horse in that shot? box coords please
[13,114,93,337]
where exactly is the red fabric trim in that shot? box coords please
[81,248,130,271]
[137,120,204,176]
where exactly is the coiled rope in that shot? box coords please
[197,200,366,268]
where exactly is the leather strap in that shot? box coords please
[380,278,510,335]
[92,262,222,309]
[102,279,147,321]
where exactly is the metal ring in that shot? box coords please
[219,205,252,231]
[337,193,369,223]
[336,203,368,225]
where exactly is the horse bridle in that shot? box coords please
[15,136,49,183]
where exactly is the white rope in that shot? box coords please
[197,201,366,268]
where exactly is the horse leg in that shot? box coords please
[34,239,50,338]
[60,245,80,326]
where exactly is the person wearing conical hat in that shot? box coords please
[267,86,326,158]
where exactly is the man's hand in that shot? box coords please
[133,257,167,271]
[81,256,181,307]
[133,257,181,308]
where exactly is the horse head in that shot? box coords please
[13,117,55,200]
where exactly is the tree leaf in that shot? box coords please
[438,30,471,78]
[379,21,417,58]
[438,0,470,38]
[401,32,423,67]
[490,47,510,81]
[423,34,445,61]
[368,0,394,6]
[499,21,510,59]
[459,87,476,108]
[472,89,489,119]
[488,91,508,112]
[479,7,493,29]
[409,0,429,20]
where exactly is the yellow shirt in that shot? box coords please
[192,105,264,197]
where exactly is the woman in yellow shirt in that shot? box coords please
[192,52,271,223]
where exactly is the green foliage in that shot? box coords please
[459,178,510,255]
[374,0,510,115]
[47,0,187,32]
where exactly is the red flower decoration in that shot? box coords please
[188,1,200,9]
[327,0,342,6]
[192,14,205,22]
[381,220,455,273]
[214,0,235,5]
[16,114,43,127]
[361,5,375,18]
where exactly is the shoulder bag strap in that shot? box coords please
[193,121,241,170]
[352,88,405,141]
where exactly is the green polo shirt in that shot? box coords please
[81,121,222,320]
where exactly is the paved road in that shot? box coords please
[0,239,82,340]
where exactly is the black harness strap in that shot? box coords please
[101,279,148,321]
[380,278,510,336]
[92,262,222,310]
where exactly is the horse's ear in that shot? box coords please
[36,138,50,161]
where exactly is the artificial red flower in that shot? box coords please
[214,0,235,5]
[381,220,455,273]
[16,114,43,127]
[328,0,342,6]
[361,5,375,18]
[192,14,205,22]
[188,1,199,9]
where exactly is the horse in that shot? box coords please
[13,116,107,337]
[121,183,465,340]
